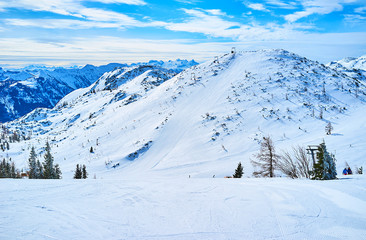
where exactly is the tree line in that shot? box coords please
[28,141,61,179]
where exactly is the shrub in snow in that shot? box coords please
[325,122,333,135]
[277,146,311,179]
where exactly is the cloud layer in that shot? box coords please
[0,0,365,67]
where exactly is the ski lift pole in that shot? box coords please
[306,145,318,165]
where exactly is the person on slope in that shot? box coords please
[347,167,353,175]
[343,168,348,175]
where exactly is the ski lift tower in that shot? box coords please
[214,56,219,63]
[306,145,319,165]
[231,47,236,54]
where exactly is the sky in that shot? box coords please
[0,0,365,68]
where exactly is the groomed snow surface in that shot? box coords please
[1,175,366,240]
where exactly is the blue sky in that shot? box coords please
[0,0,365,67]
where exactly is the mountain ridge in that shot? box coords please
[3,49,366,179]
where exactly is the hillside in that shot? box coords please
[3,49,366,179]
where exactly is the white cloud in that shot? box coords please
[284,0,356,22]
[0,0,82,17]
[355,6,366,13]
[5,17,166,29]
[174,0,201,4]
[265,0,298,9]
[247,3,268,11]
[78,8,139,25]
[5,18,123,29]
[164,9,242,39]
[0,0,149,28]
[86,0,147,5]
[164,9,297,41]
[344,14,366,24]
[1,32,366,68]
[204,9,227,16]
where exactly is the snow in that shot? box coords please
[1,175,366,240]
[1,49,366,239]
[3,49,366,180]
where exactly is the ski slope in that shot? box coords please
[4,49,366,179]
[1,175,366,240]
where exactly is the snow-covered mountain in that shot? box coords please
[0,63,126,122]
[327,55,366,82]
[328,55,366,71]
[131,59,198,72]
[3,49,366,179]
[0,59,197,123]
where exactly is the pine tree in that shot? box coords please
[28,147,37,179]
[311,142,337,180]
[10,162,16,178]
[74,164,82,179]
[36,159,44,179]
[233,162,243,178]
[82,164,88,179]
[0,158,19,178]
[55,164,62,179]
[252,136,280,177]
[43,141,56,179]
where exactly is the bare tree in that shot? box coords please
[277,150,298,179]
[277,146,311,179]
[252,136,279,177]
[325,122,333,135]
[293,146,311,178]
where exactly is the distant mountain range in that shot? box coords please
[0,59,198,122]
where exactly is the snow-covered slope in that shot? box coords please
[3,49,366,179]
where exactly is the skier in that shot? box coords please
[347,167,353,175]
[342,168,348,175]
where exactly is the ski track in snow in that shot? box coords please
[1,176,366,240]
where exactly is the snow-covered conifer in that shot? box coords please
[28,147,37,179]
[74,164,82,179]
[311,142,337,180]
[42,141,59,179]
[82,165,88,179]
